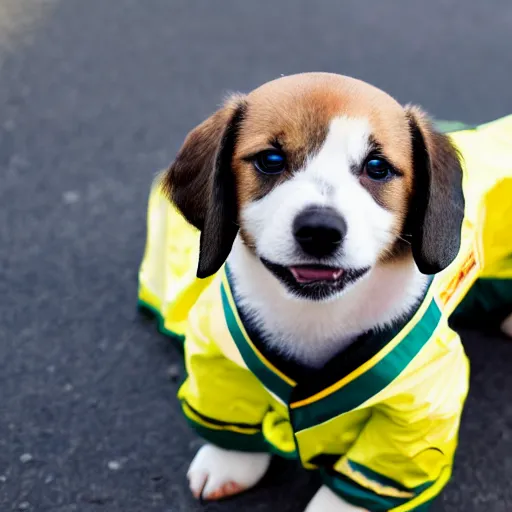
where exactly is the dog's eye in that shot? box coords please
[254,150,286,175]
[365,158,392,181]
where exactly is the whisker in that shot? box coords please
[396,234,412,246]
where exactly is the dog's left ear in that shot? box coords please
[405,106,465,274]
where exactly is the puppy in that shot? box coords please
[138,73,512,511]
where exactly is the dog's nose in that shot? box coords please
[293,207,347,258]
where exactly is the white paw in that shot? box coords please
[187,444,271,501]
[501,312,512,338]
[304,485,367,512]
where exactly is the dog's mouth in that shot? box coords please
[289,265,344,283]
[261,259,370,300]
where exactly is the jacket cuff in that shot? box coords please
[320,458,444,512]
[181,401,268,453]
[321,468,413,511]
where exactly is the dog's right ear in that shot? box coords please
[163,95,247,278]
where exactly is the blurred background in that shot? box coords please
[1,1,511,511]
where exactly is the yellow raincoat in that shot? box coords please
[138,115,512,511]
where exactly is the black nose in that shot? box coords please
[293,207,347,258]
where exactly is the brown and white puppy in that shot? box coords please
[165,73,467,511]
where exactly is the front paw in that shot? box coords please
[187,444,271,501]
[305,486,367,512]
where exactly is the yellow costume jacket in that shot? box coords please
[138,115,512,511]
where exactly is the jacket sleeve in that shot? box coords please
[321,406,459,511]
[177,290,272,453]
[321,343,469,512]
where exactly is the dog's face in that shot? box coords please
[165,73,464,301]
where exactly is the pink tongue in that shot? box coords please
[290,267,343,283]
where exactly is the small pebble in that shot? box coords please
[107,460,121,471]
[20,453,33,464]
[0,475,6,482]
[18,502,30,511]
[167,364,181,382]
[63,190,80,204]
[63,383,73,392]
[44,474,54,484]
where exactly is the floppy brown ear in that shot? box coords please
[405,106,465,274]
[163,95,247,278]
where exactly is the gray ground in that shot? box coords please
[1,1,512,511]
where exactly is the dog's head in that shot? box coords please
[164,73,464,301]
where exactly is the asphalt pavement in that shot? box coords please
[1,1,512,511]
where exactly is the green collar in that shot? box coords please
[221,267,441,432]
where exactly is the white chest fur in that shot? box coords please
[228,239,429,368]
